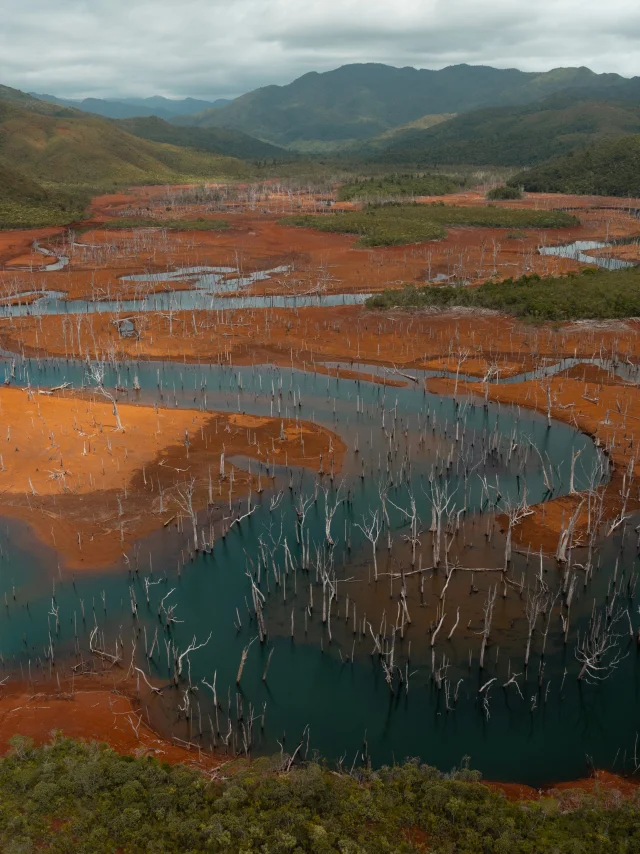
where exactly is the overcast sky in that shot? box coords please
[1,0,639,100]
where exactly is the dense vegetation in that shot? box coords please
[116,116,293,162]
[371,95,640,167]
[337,173,465,201]
[105,217,230,230]
[281,204,578,247]
[1,736,639,853]
[367,267,640,320]
[487,185,522,200]
[175,63,628,146]
[0,163,88,228]
[510,134,640,196]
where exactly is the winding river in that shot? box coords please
[0,353,634,784]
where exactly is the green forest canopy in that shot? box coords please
[510,134,640,196]
[1,737,639,853]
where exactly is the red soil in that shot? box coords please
[0,387,343,569]
[2,186,639,304]
[0,676,224,769]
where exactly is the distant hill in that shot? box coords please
[509,135,640,196]
[370,95,640,166]
[115,116,293,161]
[117,96,231,114]
[0,91,252,187]
[173,63,630,145]
[0,85,77,116]
[32,93,231,120]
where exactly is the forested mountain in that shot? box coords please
[173,63,631,145]
[116,116,292,161]
[509,135,640,196]
[370,95,640,166]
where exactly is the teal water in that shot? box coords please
[0,354,636,785]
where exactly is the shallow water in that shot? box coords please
[0,291,370,317]
[0,353,636,784]
[0,259,370,315]
[539,239,635,271]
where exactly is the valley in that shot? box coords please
[3,56,640,850]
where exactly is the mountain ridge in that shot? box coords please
[31,93,232,121]
[172,62,633,145]
[368,94,640,166]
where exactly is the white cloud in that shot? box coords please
[0,0,639,99]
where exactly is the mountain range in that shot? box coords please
[3,62,640,204]
[31,93,231,121]
[172,63,633,146]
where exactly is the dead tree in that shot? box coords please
[176,477,199,551]
[88,363,124,431]
[479,585,497,669]
[356,509,382,582]
[576,607,627,683]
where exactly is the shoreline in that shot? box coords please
[0,674,637,800]
[0,386,344,569]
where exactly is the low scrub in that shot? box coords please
[105,216,230,231]
[1,736,639,853]
[487,185,522,200]
[367,267,640,320]
[0,200,85,228]
[337,173,465,201]
[282,203,578,247]
[0,163,89,228]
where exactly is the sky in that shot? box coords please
[1,0,639,100]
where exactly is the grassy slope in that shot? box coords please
[281,204,578,246]
[510,134,640,196]
[371,97,640,167]
[0,162,88,228]
[368,267,640,320]
[115,116,294,161]
[0,95,253,189]
[1,737,639,853]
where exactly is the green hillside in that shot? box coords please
[0,162,88,228]
[0,84,78,115]
[371,96,640,166]
[510,134,640,196]
[173,63,631,146]
[115,115,293,161]
[0,95,253,188]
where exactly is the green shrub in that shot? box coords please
[281,204,578,247]
[104,216,230,231]
[487,186,522,201]
[337,173,466,201]
[367,266,640,320]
